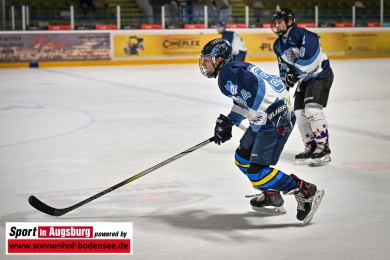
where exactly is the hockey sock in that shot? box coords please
[234,146,250,174]
[305,104,329,144]
[296,109,314,145]
[246,165,299,192]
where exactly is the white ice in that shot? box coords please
[0,59,389,260]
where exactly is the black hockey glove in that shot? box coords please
[266,100,295,136]
[284,69,299,90]
[214,114,234,145]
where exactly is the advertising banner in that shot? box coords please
[114,30,390,60]
[1,29,389,66]
[113,33,219,58]
[113,33,279,59]
[240,33,278,57]
[0,33,110,62]
[240,32,390,58]
[239,31,390,57]
[318,31,390,55]
[6,222,132,255]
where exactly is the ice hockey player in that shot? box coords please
[199,38,324,223]
[216,21,247,62]
[271,8,334,165]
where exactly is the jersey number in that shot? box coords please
[252,66,284,93]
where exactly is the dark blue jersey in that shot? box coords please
[220,30,247,55]
[217,61,291,132]
[221,31,234,44]
[273,27,330,81]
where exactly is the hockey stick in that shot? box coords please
[29,137,214,217]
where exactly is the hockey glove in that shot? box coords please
[214,114,234,145]
[284,69,299,90]
[266,100,295,136]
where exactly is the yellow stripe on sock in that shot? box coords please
[235,159,249,168]
[250,168,279,186]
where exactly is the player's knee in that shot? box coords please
[235,146,251,174]
[305,103,326,121]
[236,146,250,160]
[295,109,306,124]
[247,163,268,174]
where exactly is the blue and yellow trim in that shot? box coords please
[234,153,250,174]
[246,167,298,192]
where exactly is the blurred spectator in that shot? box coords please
[212,0,230,20]
[80,0,96,16]
[169,0,180,20]
[216,21,247,62]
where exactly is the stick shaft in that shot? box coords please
[29,137,214,216]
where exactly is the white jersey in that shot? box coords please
[221,31,247,55]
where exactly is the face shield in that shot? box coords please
[199,54,219,78]
[199,38,232,79]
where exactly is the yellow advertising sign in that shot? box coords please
[240,33,278,57]
[113,30,389,60]
[317,31,390,55]
[239,31,390,57]
[114,34,219,58]
[114,33,279,59]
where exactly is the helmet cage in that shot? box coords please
[199,54,219,78]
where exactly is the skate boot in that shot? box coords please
[250,191,286,214]
[311,142,331,165]
[285,174,325,224]
[295,142,316,165]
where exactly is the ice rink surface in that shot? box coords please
[0,58,389,259]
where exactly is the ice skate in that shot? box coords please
[311,142,331,165]
[295,142,316,165]
[285,174,324,224]
[247,191,286,214]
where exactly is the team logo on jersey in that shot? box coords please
[225,81,238,95]
[240,89,252,100]
[283,48,300,63]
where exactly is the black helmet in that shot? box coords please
[271,8,296,36]
[199,38,232,78]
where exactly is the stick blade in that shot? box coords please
[28,195,64,217]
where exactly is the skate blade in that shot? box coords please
[295,158,313,166]
[310,155,331,166]
[252,206,287,214]
[303,190,325,224]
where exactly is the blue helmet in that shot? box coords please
[216,21,226,28]
[199,38,232,78]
